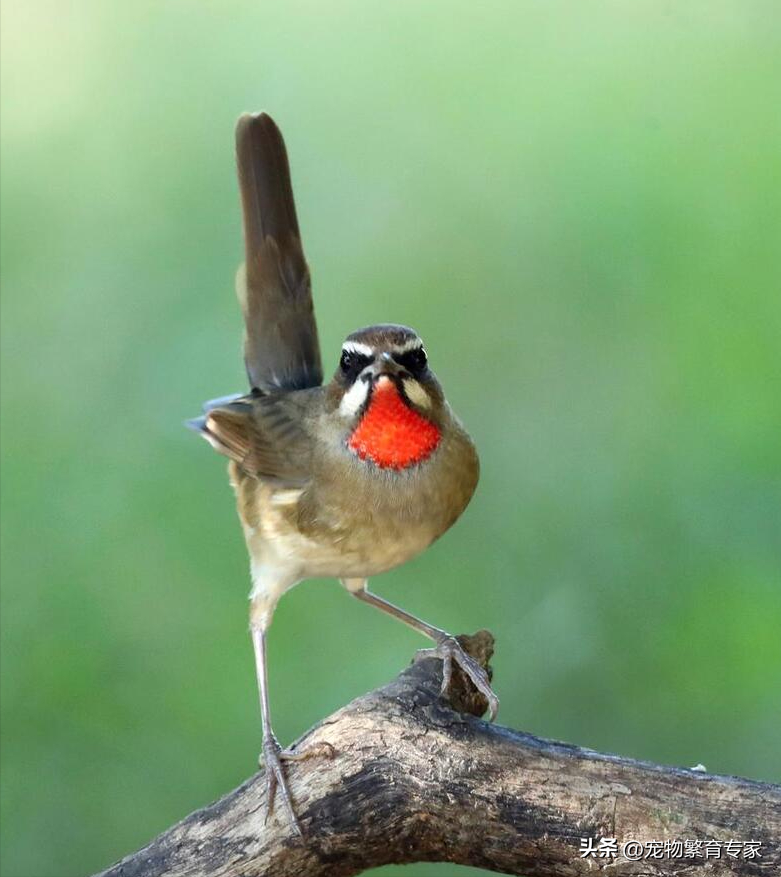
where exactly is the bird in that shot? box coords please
[188,112,498,833]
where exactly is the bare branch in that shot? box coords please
[95,633,781,877]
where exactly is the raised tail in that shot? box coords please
[235,113,323,392]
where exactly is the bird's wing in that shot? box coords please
[187,390,319,485]
[235,112,323,393]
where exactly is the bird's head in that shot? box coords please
[326,324,446,469]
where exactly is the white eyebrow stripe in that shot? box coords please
[389,338,423,354]
[341,340,374,357]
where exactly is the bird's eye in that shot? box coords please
[394,347,428,375]
[340,349,371,377]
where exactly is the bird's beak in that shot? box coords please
[367,352,405,383]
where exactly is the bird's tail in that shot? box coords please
[235,113,322,392]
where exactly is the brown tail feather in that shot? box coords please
[235,113,323,392]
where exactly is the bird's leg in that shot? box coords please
[343,579,499,721]
[250,623,303,835]
[249,611,335,837]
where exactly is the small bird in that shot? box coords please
[188,112,498,832]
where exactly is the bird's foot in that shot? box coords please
[259,735,336,836]
[417,634,499,721]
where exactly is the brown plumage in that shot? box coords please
[188,113,495,835]
[235,113,321,392]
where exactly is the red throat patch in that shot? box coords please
[348,378,441,469]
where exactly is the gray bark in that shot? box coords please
[95,632,781,876]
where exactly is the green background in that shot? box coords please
[2,2,780,875]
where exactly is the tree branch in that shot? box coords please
[95,632,780,877]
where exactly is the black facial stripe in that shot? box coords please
[340,349,373,381]
[392,347,427,376]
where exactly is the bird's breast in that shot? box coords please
[232,400,478,581]
[347,379,441,470]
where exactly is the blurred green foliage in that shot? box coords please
[2,2,780,875]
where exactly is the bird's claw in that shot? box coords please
[418,635,499,721]
[281,740,336,763]
[259,736,335,837]
[260,734,303,836]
